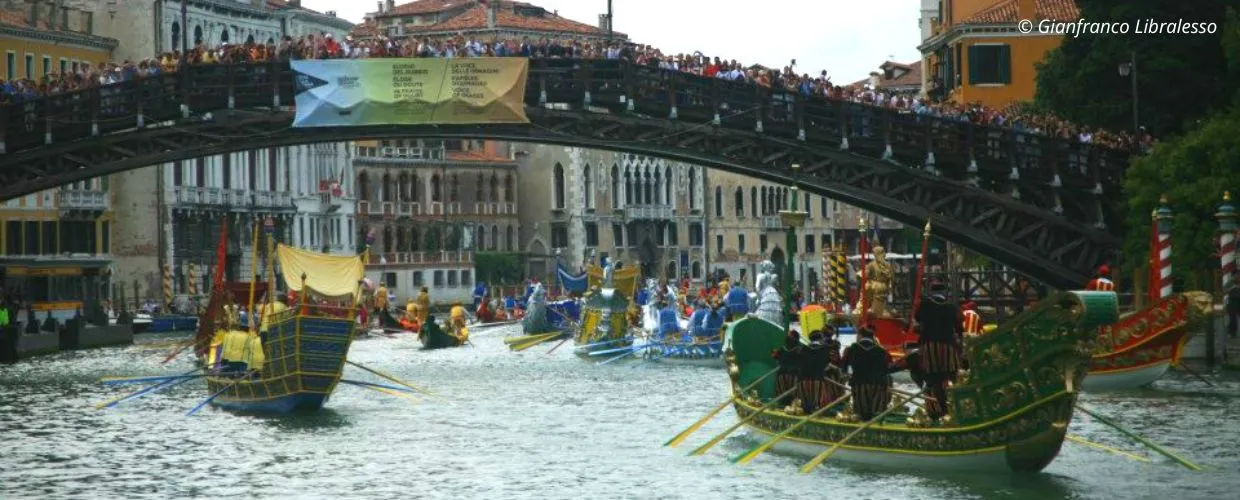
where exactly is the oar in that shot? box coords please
[575,337,634,351]
[503,332,559,345]
[664,367,780,447]
[160,338,198,364]
[1075,404,1201,471]
[544,336,572,355]
[186,376,244,416]
[689,386,802,456]
[341,379,421,403]
[1172,363,1215,387]
[598,345,650,365]
[733,391,853,465]
[505,333,560,348]
[95,376,197,409]
[346,360,436,397]
[100,368,200,385]
[1067,435,1152,463]
[798,388,928,472]
[588,343,642,357]
[512,334,562,352]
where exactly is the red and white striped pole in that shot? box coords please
[1217,191,1237,292]
[1154,196,1174,298]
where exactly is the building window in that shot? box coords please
[665,223,678,246]
[41,55,50,76]
[490,225,498,251]
[434,270,444,286]
[750,187,758,218]
[413,271,424,287]
[583,164,594,209]
[805,234,815,253]
[714,187,723,218]
[968,44,1011,85]
[691,261,702,279]
[760,234,768,253]
[448,270,458,287]
[612,223,623,248]
[461,270,472,285]
[610,164,620,208]
[553,163,565,209]
[506,226,514,251]
[383,272,397,288]
[551,224,568,249]
[585,222,599,247]
[59,58,66,75]
[821,197,828,218]
[505,174,514,203]
[689,223,703,247]
[6,52,14,80]
[738,234,746,254]
[24,53,33,79]
[804,193,811,218]
[431,175,441,202]
[5,221,20,255]
[688,168,697,211]
[734,188,744,217]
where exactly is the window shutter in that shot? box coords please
[965,45,977,84]
[999,45,1012,84]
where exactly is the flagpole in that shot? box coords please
[904,220,932,341]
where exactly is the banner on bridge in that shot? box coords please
[291,58,529,127]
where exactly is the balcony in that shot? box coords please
[58,189,109,211]
[367,250,475,267]
[253,191,294,208]
[474,202,519,215]
[354,146,447,162]
[761,215,785,231]
[173,187,292,210]
[398,202,422,217]
[625,205,674,220]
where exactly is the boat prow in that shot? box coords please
[723,290,1118,473]
[1083,291,1212,391]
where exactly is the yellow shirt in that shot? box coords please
[242,332,266,371]
[220,329,250,364]
[376,286,389,309]
[415,292,431,321]
[259,301,288,332]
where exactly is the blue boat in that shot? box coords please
[148,314,199,332]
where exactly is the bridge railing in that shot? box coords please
[0,59,1132,209]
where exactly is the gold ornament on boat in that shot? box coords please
[906,407,930,428]
[836,404,858,423]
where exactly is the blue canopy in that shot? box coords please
[557,261,588,294]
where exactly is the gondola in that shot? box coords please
[722,290,1118,473]
[418,319,467,349]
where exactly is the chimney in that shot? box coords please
[1017,0,1036,22]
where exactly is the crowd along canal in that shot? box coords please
[2,326,1239,499]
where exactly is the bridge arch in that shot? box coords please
[0,60,1132,288]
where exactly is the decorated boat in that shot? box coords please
[201,239,366,414]
[504,284,581,351]
[1083,291,1212,391]
[721,290,1117,472]
[636,278,722,366]
[573,262,640,356]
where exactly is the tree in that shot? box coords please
[1035,1,1237,136]
[475,252,524,285]
[1120,8,1240,290]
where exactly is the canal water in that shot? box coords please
[2,326,1239,499]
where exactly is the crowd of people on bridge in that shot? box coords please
[0,29,1151,152]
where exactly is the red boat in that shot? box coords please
[1082,291,1212,391]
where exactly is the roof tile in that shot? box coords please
[961,0,1079,25]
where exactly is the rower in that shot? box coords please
[472,281,488,310]
[724,282,750,321]
[913,280,963,421]
[842,326,894,421]
[800,330,845,414]
[657,300,681,341]
[375,282,389,315]
[961,301,982,337]
[1085,265,1115,291]
[449,302,468,331]
[700,299,726,338]
[687,298,709,337]
[476,296,495,323]
[415,287,431,323]
[772,329,803,406]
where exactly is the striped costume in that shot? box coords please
[842,337,893,421]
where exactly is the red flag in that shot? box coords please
[212,218,229,290]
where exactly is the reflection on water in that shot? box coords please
[2,327,1239,499]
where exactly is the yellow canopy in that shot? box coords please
[277,244,365,298]
[587,264,640,299]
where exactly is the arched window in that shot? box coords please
[398,172,409,200]
[734,187,744,217]
[171,22,181,50]
[643,171,653,204]
[357,172,370,203]
[382,226,393,252]
[714,186,723,218]
[506,226,514,250]
[610,164,620,207]
[504,174,514,203]
[449,174,459,202]
[760,186,768,215]
[583,164,593,209]
[396,227,408,251]
[220,28,230,44]
[750,187,758,218]
[245,34,255,45]
[664,166,672,205]
[411,173,421,202]
[410,227,421,251]
[553,163,565,209]
[381,173,392,202]
[625,169,634,205]
[475,173,484,201]
[691,261,702,279]
[688,168,697,211]
[489,174,498,202]
[194,25,203,44]
[476,225,485,250]
[431,175,441,202]
[491,225,499,251]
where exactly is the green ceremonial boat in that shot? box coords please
[724,291,1118,473]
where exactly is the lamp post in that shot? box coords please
[777,164,807,329]
[1117,51,1138,137]
[606,0,614,41]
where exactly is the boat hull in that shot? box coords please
[573,290,632,357]
[420,324,465,350]
[207,314,356,415]
[736,392,1076,473]
[1084,292,1210,391]
[641,340,724,367]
